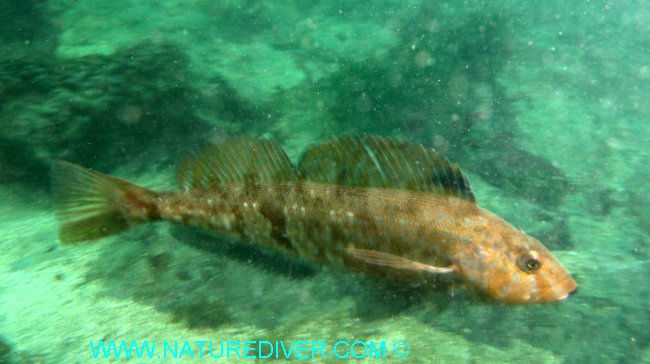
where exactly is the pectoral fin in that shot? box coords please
[346,248,456,274]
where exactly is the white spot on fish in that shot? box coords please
[220,213,234,230]
[346,211,354,219]
[243,202,249,208]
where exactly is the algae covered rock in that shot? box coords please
[0,43,209,184]
[0,335,11,364]
[315,13,570,210]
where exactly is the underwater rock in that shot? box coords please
[0,335,11,364]
[0,0,55,50]
[470,136,570,208]
[315,14,570,208]
[0,43,214,185]
[170,300,233,329]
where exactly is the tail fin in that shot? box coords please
[51,161,157,244]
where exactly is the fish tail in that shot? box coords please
[51,161,159,244]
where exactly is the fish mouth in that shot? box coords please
[555,278,578,301]
[557,286,577,301]
[568,286,578,297]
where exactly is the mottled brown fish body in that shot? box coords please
[152,183,471,274]
[148,182,571,302]
[52,135,577,303]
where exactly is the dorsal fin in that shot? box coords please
[298,135,475,203]
[176,137,298,189]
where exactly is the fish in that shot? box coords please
[51,135,577,303]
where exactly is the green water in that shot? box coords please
[0,1,648,363]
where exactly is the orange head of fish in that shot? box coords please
[453,213,577,304]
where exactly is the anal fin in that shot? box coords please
[346,247,456,274]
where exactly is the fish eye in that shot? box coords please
[518,251,542,273]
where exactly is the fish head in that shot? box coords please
[457,217,577,304]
